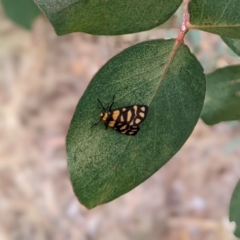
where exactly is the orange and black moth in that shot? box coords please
[91,95,148,136]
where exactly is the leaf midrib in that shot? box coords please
[149,41,180,104]
[56,0,79,13]
[97,40,181,204]
[189,24,240,29]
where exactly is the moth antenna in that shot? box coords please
[97,99,106,111]
[108,95,115,111]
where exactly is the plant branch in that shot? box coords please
[176,0,191,44]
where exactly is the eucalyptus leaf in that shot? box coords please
[34,0,182,35]
[67,39,206,209]
[189,0,240,39]
[201,65,240,125]
[1,0,41,29]
[229,180,240,238]
[222,37,240,56]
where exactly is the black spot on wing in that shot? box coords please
[114,125,140,135]
[137,105,148,122]
[125,125,140,135]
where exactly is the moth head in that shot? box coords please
[100,112,108,121]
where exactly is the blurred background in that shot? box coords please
[0,4,240,240]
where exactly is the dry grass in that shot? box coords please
[0,10,240,240]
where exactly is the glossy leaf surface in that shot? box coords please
[189,0,240,39]
[2,0,41,29]
[229,180,240,238]
[67,39,206,208]
[34,0,182,35]
[201,65,240,125]
[222,37,240,56]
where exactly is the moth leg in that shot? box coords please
[91,118,102,129]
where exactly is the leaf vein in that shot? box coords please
[214,0,234,25]
[103,60,168,88]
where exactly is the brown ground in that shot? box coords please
[0,10,240,240]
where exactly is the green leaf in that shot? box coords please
[1,0,41,29]
[188,0,240,39]
[229,180,240,238]
[222,37,240,56]
[34,0,182,36]
[66,39,206,209]
[201,65,240,125]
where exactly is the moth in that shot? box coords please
[91,95,148,135]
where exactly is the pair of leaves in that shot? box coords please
[67,39,206,208]
[3,0,240,39]
[35,0,240,38]
[1,0,41,29]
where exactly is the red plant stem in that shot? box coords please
[176,0,191,45]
